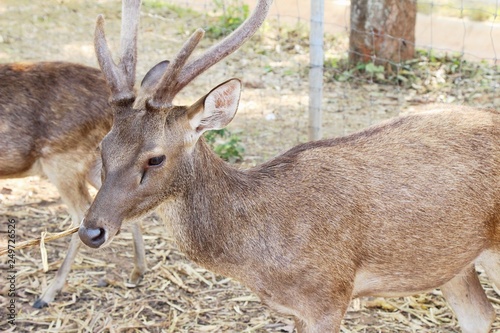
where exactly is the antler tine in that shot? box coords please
[94,15,129,101]
[177,0,272,91]
[149,0,272,107]
[120,0,141,90]
[150,28,205,106]
[94,0,141,104]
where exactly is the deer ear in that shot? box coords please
[188,79,241,134]
[140,60,170,93]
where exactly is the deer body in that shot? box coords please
[84,86,500,332]
[79,0,500,331]
[0,61,146,307]
[157,106,500,331]
[0,62,110,179]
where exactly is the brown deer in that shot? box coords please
[79,0,500,331]
[0,0,146,308]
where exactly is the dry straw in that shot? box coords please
[0,226,79,256]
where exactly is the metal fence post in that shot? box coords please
[309,0,325,141]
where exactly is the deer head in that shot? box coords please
[79,0,272,248]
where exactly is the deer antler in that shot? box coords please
[151,0,273,106]
[149,28,205,108]
[94,0,141,104]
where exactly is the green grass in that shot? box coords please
[143,0,198,18]
[325,49,490,89]
[204,129,245,163]
[205,0,250,39]
[417,1,500,22]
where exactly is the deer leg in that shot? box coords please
[33,233,82,308]
[476,249,500,295]
[263,293,346,333]
[285,284,350,333]
[33,158,92,308]
[294,317,307,333]
[297,307,346,333]
[440,264,495,333]
[129,221,146,285]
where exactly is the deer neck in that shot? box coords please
[159,138,253,268]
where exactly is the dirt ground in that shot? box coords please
[0,0,499,332]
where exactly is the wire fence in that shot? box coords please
[0,0,498,163]
[160,0,499,159]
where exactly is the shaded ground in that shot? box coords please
[0,0,499,332]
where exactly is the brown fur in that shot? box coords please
[0,61,146,308]
[83,93,500,333]
[0,62,111,177]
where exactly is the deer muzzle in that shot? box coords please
[79,214,123,248]
[78,177,128,248]
[79,225,107,248]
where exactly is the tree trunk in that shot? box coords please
[349,0,417,66]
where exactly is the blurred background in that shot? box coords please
[0,0,498,165]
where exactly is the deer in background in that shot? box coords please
[79,0,500,331]
[0,0,146,308]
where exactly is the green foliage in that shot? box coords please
[143,0,197,18]
[143,0,168,10]
[279,23,310,48]
[325,50,485,90]
[466,9,492,22]
[416,2,433,15]
[416,1,499,22]
[362,62,385,81]
[204,129,245,163]
[326,59,385,82]
[205,0,250,39]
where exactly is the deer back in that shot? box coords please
[0,61,112,178]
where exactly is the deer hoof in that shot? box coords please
[128,269,144,287]
[33,298,49,309]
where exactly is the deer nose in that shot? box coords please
[79,225,107,248]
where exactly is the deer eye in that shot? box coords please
[148,155,165,166]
